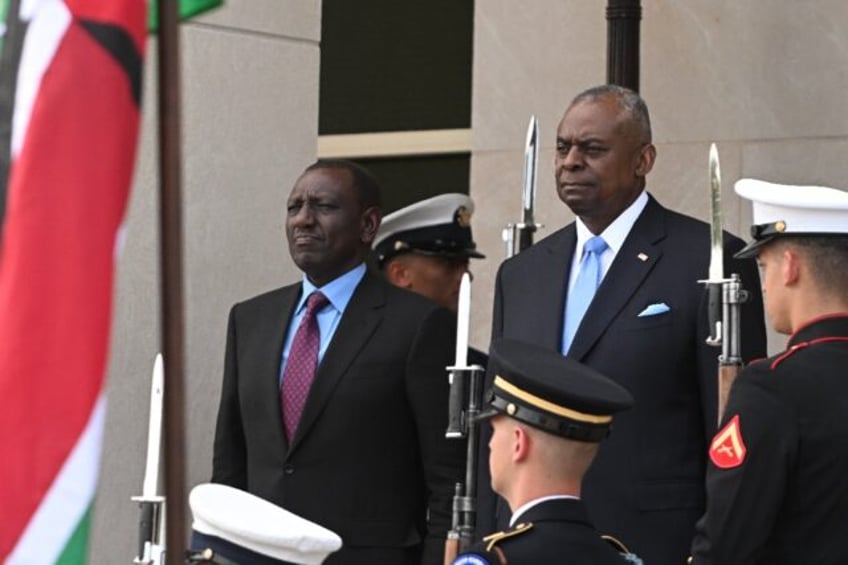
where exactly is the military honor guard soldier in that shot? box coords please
[374,192,487,366]
[188,483,342,564]
[690,179,848,564]
[453,339,640,565]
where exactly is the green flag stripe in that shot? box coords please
[148,0,223,32]
[55,504,92,565]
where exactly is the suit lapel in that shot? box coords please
[567,197,667,360]
[530,228,576,350]
[287,270,384,454]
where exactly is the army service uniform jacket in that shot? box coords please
[454,498,628,565]
[691,314,848,564]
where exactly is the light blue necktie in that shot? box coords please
[561,236,608,354]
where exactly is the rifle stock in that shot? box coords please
[444,365,485,562]
[717,363,741,425]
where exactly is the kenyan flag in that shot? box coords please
[0,0,145,562]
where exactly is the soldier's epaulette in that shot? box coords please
[602,534,643,564]
[601,534,630,553]
[770,336,848,369]
[483,522,533,551]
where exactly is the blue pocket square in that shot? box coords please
[638,302,671,317]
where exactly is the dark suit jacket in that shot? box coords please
[212,269,465,565]
[478,196,767,565]
[458,499,628,564]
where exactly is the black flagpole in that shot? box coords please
[156,0,187,558]
[606,0,641,92]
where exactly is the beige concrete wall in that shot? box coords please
[90,1,321,560]
[470,0,848,354]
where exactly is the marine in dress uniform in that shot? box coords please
[453,339,640,565]
[690,179,848,564]
[375,193,487,366]
[188,483,343,565]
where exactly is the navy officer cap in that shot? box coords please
[478,339,634,442]
[374,193,485,265]
[189,483,342,565]
[733,178,848,258]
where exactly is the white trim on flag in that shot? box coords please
[7,395,107,564]
[11,0,69,158]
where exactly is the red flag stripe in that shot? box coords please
[0,1,145,557]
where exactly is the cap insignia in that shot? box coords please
[709,414,747,469]
[394,241,409,251]
[774,220,786,233]
[456,206,472,228]
[506,403,517,416]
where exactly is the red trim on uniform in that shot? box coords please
[771,337,848,370]
[787,312,848,342]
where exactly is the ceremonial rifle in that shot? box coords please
[700,144,749,425]
[503,116,543,257]
[444,273,485,564]
[132,354,167,565]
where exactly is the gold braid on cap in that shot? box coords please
[493,376,612,424]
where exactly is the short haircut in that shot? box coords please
[778,236,848,297]
[305,159,382,210]
[570,84,652,144]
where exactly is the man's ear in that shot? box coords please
[782,247,801,287]
[635,143,656,177]
[361,206,381,245]
[514,426,531,463]
[384,258,413,289]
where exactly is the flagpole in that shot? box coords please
[157,0,187,559]
[606,0,641,92]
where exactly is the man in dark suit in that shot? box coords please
[211,160,465,565]
[454,339,635,565]
[690,179,848,564]
[478,85,767,565]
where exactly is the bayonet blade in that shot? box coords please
[703,143,724,346]
[708,143,724,282]
[522,115,539,226]
[453,272,471,368]
[142,354,164,499]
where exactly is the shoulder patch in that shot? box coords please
[710,414,747,469]
[483,522,533,551]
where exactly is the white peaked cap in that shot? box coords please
[189,483,342,565]
[373,193,484,263]
[376,193,475,244]
[733,178,848,257]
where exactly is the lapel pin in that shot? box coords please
[637,253,649,262]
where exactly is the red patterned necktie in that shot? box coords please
[281,291,329,442]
